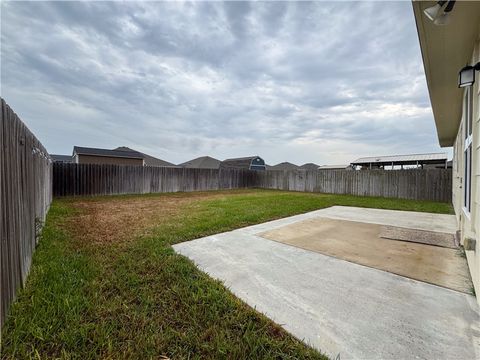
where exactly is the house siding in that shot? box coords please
[452,123,462,221]
[76,154,144,166]
[453,28,480,299]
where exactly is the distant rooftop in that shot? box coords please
[220,156,266,170]
[223,156,261,162]
[318,165,349,170]
[72,146,177,167]
[179,156,221,169]
[269,162,299,171]
[73,146,143,159]
[51,154,72,163]
[115,147,177,167]
[300,163,319,170]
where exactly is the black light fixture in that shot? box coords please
[458,63,480,88]
[423,0,456,25]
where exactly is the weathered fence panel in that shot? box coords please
[53,163,259,196]
[53,164,451,202]
[0,98,52,328]
[257,169,452,202]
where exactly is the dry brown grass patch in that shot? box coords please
[65,191,243,245]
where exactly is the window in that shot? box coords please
[464,87,473,214]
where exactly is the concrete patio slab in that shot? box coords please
[260,217,472,293]
[302,205,459,233]
[173,207,479,359]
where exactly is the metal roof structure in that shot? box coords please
[179,156,221,169]
[269,162,299,171]
[351,153,448,168]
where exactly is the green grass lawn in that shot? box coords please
[1,189,452,359]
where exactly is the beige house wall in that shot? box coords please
[453,28,480,298]
[74,154,144,166]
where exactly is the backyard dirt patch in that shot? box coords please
[260,217,472,293]
[67,191,241,245]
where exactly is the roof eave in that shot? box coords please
[73,151,143,160]
[412,1,480,148]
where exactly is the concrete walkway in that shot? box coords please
[173,207,479,359]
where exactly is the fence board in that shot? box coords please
[258,169,451,202]
[0,98,52,328]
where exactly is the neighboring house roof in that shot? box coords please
[300,163,320,170]
[51,154,72,163]
[318,165,349,170]
[269,162,299,171]
[220,156,266,170]
[73,146,144,159]
[114,147,177,167]
[223,156,261,162]
[179,156,221,169]
[351,153,448,166]
[412,1,480,146]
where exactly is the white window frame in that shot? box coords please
[463,87,473,217]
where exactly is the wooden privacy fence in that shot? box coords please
[1,98,52,328]
[53,163,259,196]
[53,164,452,202]
[256,169,452,202]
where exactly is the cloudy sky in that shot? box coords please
[1,1,447,166]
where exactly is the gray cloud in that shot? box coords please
[1,1,447,165]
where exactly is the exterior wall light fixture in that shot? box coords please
[423,1,456,25]
[458,63,480,88]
